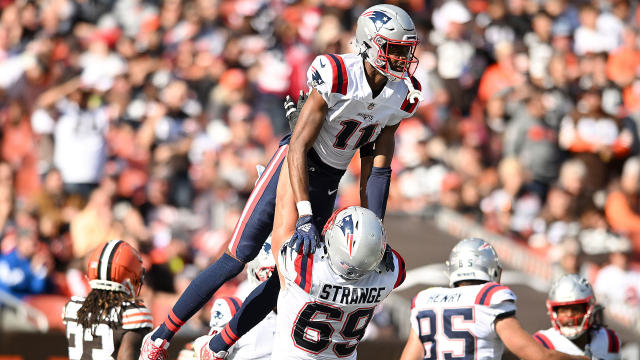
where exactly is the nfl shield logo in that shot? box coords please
[368,103,375,110]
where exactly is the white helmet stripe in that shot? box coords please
[99,240,121,281]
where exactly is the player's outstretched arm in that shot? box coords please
[399,328,424,360]
[287,88,328,254]
[496,316,589,360]
[118,329,146,360]
[288,88,328,202]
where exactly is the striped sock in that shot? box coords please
[152,310,185,341]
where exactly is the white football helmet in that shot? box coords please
[546,274,596,339]
[323,206,387,280]
[354,4,419,82]
[446,238,502,287]
[209,296,243,334]
[246,235,276,287]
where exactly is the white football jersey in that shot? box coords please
[273,245,406,360]
[534,327,621,360]
[409,283,517,360]
[307,53,421,169]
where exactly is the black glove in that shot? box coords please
[382,244,395,272]
[284,90,308,131]
[288,215,321,255]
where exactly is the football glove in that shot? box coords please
[284,90,308,130]
[288,215,320,255]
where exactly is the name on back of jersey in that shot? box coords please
[317,282,386,305]
[424,291,463,304]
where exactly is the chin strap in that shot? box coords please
[403,76,423,104]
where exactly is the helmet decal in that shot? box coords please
[346,233,354,258]
[324,207,385,280]
[363,10,392,32]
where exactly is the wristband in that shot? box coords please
[296,200,313,216]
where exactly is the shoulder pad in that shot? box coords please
[474,282,516,306]
[122,304,153,330]
[400,76,422,115]
[307,54,348,96]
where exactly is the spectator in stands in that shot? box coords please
[52,84,110,200]
[430,1,474,114]
[503,87,561,199]
[594,250,640,308]
[558,88,634,192]
[574,3,614,56]
[605,156,640,252]
[530,185,580,249]
[0,226,52,298]
[480,157,541,238]
[478,41,525,103]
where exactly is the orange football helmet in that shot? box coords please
[87,240,144,296]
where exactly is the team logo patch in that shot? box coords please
[362,10,392,31]
[311,68,325,86]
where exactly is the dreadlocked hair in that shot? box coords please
[76,289,133,333]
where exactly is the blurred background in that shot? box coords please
[0,0,639,358]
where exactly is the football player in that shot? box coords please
[63,240,151,360]
[400,238,589,360]
[533,274,621,359]
[195,206,405,360]
[140,4,422,359]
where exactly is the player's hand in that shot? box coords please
[284,90,308,131]
[382,244,394,272]
[289,215,320,255]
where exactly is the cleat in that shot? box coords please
[193,335,228,360]
[139,330,170,360]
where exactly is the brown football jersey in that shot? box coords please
[62,296,152,360]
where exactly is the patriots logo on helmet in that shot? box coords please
[337,214,355,257]
[212,310,225,320]
[362,10,392,31]
[311,68,325,86]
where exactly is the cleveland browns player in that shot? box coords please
[63,240,152,360]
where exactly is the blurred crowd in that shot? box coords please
[0,0,639,338]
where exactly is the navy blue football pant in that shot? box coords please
[156,134,344,341]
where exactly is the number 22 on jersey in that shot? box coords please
[417,307,476,360]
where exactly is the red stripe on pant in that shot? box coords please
[228,145,288,255]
